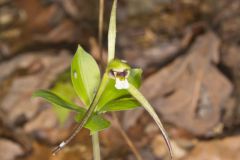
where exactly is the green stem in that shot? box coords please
[92,132,101,160]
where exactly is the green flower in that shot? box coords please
[107,59,130,89]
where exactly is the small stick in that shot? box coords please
[112,113,144,160]
[99,0,105,71]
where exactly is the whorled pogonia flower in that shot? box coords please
[107,59,130,90]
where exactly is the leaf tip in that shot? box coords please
[76,45,83,54]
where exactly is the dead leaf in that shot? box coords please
[0,139,24,160]
[182,135,240,160]
[0,50,71,124]
[141,32,233,136]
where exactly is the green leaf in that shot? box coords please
[33,90,84,112]
[71,45,101,106]
[127,84,173,158]
[75,112,110,134]
[108,0,117,62]
[96,68,142,110]
[51,82,78,124]
[33,90,110,133]
[99,97,140,112]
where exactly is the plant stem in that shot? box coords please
[92,132,101,160]
[92,1,105,160]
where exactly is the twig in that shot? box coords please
[99,0,105,71]
[112,113,144,160]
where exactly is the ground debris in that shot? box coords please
[182,135,240,160]
[0,0,240,159]
[0,139,24,160]
[0,50,71,124]
[141,32,233,136]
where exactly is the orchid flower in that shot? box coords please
[107,59,130,89]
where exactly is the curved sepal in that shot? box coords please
[127,84,173,158]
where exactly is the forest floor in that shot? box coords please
[0,0,240,160]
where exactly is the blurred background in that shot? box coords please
[0,0,240,160]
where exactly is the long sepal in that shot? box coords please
[127,84,173,159]
[107,0,117,63]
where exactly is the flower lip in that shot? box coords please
[109,69,130,90]
[115,78,129,89]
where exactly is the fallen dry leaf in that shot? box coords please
[0,139,24,160]
[141,32,233,136]
[0,50,71,124]
[182,135,240,160]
